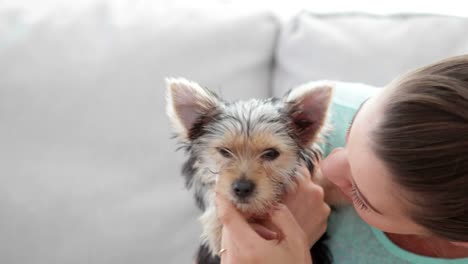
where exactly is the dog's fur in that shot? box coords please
[166,78,334,264]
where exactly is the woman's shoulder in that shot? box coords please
[326,206,468,264]
[326,206,408,264]
[321,81,380,156]
[331,81,380,109]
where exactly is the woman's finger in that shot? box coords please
[298,165,312,180]
[269,203,304,239]
[251,223,278,240]
[220,224,236,264]
[216,193,261,242]
[291,165,310,186]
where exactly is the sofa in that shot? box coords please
[1,3,468,263]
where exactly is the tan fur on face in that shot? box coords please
[210,130,299,216]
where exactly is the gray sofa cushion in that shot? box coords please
[274,12,468,95]
[0,5,277,264]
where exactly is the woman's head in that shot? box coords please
[322,55,468,243]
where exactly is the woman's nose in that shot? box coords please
[321,147,353,193]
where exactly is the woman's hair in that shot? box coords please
[372,55,468,241]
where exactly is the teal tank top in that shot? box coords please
[322,82,468,264]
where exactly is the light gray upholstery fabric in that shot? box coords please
[2,6,468,264]
[0,5,277,264]
[273,13,468,95]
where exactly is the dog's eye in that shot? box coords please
[217,147,233,158]
[261,148,280,161]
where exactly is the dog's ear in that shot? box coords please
[166,78,220,140]
[284,81,334,146]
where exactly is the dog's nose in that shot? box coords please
[232,179,255,199]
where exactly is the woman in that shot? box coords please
[216,55,468,263]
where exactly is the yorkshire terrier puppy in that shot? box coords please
[166,78,334,264]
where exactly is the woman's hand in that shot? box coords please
[283,165,331,247]
[216,194,312,264]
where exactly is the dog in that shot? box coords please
[166,78,334,264]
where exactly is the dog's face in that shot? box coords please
[166,78,333,216]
